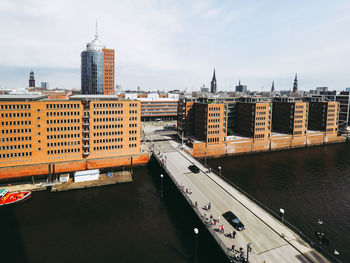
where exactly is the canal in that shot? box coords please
[0,142,349,262]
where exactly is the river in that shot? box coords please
[0,143,349,262]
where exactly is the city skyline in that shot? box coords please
[1,0,350,91]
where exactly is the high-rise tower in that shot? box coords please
[210,69,217,93]
[292,74,298,93]
[29,70,35,88]
[81,25,115,95]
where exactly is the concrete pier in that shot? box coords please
[152,140,332,263]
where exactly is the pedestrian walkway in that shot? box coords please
[152,140,331,263]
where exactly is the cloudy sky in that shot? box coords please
[1,0,350,92]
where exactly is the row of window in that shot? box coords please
[129,123,137,128]
[129,103,138,107]
[209,107,221,111]
[93,103,123,108]
[94,124,123,129]
[257,106,267,110]
[46,104,79,109]
[94,110,124,115]
[47,127,80,132]
[255,134,265,139]
[256,117,265,121]
[208,137,219,143]
[47,119,80,124]
[208,124,219,129]
[1,112,31,118]
[47,141,80,147]
[296,105,304,109]
[129,143,137,148]
[1,129,31,134]
[47,148,80,155]
[94,138,123,143]
[1,136,31,142]
[47,134,80,139]
[209,113,220,117]
[93,117,123,122]
[129,137,137,141]
[295,110,304,114]
[255,122,266,126]
[0,104,30,110]
[94,131,123,136]
[1,144,31,150]
[94,145,123,151]
[256,111,266,116]
[255,128,265,132]
[1,121,31,126]
[209,119,220,123]
[46,111,80,117]
[208,130,219,135]
[129,110,137,114]
[0,152,32,158]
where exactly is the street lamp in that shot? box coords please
[279,208,285,223]
[204,151,207,165]
[160,174,164,199]
[194,228,199,263]
[247,242,253,262]
[318,218,324,234]
[218,166,221,176]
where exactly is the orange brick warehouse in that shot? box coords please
[0,95,148,180]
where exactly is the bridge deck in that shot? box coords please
[153,140,331,263]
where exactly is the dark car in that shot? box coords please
[222,211,245,231]
[188,165,200,173]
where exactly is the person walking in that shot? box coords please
[232,230,236,239]
[217,215,220,222]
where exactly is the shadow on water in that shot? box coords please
[0,206,29,262]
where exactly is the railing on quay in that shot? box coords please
[151,148,239,263]
[187,151,342,263]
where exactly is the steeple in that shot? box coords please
[29,70,35,88]
[210,69,217,93]
[271,81,275,92]
[293,73,298,93]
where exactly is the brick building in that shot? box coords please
[0,95,146,180]
[272,98,307,136]
[308,100,339,133]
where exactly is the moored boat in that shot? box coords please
[0,189,31,206]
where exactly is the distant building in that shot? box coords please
[336,91,350,129]
[308,101,339,133]
[29,70,35,88]
[200,84,209,93]
[81,26,115,95]
[345,87,350,92]
[292,74,298,94]
[41,82,49,89]
[210,69,217,93]
[235,81,247,94]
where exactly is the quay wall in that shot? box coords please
[192,134,345,158]
[0,153,149,180]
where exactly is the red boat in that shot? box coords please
[0,189,31,206]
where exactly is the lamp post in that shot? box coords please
[247,242,253,263]
[204,151,207,165]
[194,228,199,263]
[160,174,164,199]
[218,166,221,176]
[318,218,324,234]
[279,208,285,223]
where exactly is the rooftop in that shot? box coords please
[0,94,48,101]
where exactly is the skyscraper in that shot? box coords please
[292,74,298,93]
[81,26,115,95]
[29,70,35,88]
[210,69,217,93]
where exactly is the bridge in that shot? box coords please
[151,140,333,263]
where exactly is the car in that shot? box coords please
[222,211,245,231]
[188,165,200,173]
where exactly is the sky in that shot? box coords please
[1,0,350,92]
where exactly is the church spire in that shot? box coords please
[271,81,275,92]
[293,73,298,93]
[210,69,217,93]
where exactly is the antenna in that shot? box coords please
[95,21,98,39]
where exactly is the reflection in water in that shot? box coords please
[207,143,350,262]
